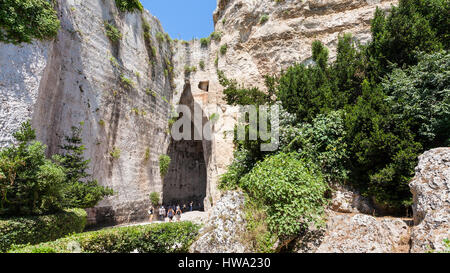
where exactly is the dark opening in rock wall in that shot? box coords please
[163,136,207,208]
[198,81,209,92]
[162,81,210,209]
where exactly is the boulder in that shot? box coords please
[189,191,250,253]
[314,213,410,253]
[330,184,374,214]
[410,148,450,253]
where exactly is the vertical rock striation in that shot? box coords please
[1,0,175,225]
[1,0,400,225]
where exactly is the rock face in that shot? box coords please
[171,0,399,206]
[189,191,250,253]
[1,0,174,225]
[330,184,374,214]
[410,148,450,253]
[314,213,410,253]
[0,0,399,225]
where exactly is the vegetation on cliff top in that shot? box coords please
[115,0,143,13]
[0,0,60,44]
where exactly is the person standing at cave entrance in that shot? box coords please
[148,205,154,222]
[167,207,175,222]
[189,201,193,211]
[183,204,187,212]
[159,205,166,221]
[176,205,182,222]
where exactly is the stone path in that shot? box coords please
[117,211,208,228]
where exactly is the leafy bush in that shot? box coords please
[209,31,222,41]
[110,147,121,159]
[0,122,66,216]
[0,208,86,252]
[283,111,350,184]
[115,0,143,13]
[149,192,160,206]
[218,70,272,106]
[199,60,205,70]
[159,155,171,178]
[240,153,329,239]
[156,32,165,42]
[0,0,60,44]
[9,221,200,253]
[200,37,210,47]
[384,51,450,148]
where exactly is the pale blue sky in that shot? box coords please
[141,0,217,40]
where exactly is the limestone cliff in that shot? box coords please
[0,0,399,225]
[1,0,174,225]
[172,0,399,207]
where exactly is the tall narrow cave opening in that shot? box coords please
[162,82,209,210]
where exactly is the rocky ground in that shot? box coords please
[190,148,450,253]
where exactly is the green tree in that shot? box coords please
[344,80,421,208]
[276,40,335,122]
[384,51,450,148]
[367,0,449,78]
[0,122,66,215]
[55,125,113,209]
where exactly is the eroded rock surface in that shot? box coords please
[410,148,450,253]
[189,191,250,253]
[314,213,410,253]
[330,184,374,214]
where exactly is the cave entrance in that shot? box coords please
[162,81,209,210]
[198,81,209,92]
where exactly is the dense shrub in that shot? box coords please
[344,80,421,208]
[367,0,449,77]
[0,208,86,252]
[9,221,200,253]
[240,153,329,239]
[149,192,160,206]
[0,122,113,216]
[384,51,450,148]
[0,122,66,215]
[276,41,335,122]
[283,111,350,184]
[0,0,60,44]
[220,44,228,55]
[200,37,210,47]
[218,70,273,106]
[115,0,143,13]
